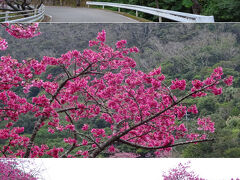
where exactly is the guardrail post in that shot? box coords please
[102,5,104,9]
[136,10,138,17]
[34,9,37,16]
[159,16,162,22]
[88,4,89,8]
[118,7,120,12]
[5,11,9,21]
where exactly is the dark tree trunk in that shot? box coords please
[80,0,86,7]
[5,0,19,11]
[76,0,80,6]
[155,0,159,9]
[36,0,43,8]
[192,0,202,14]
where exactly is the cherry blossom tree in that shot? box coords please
[163,162,240,180]
[0,24,234,158]
[0,158,43,179]
[162,162,206,180]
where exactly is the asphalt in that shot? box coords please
[45,6,138,22]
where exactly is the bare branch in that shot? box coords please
[118,138,214,150]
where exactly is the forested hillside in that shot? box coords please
[0,23,240,157]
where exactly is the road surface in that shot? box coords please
[45,6,137,22]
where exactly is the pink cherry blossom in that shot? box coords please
[171,79,186,90]
[82,124,89,131]
[0,38,7,50]
[188,104,198,114]
[108,145,115,153]
[224,76,233,86]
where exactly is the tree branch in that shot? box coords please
[118,138,214,150]
[90,82,217,157]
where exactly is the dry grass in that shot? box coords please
[41,14,52,22]
[117,11,152,22]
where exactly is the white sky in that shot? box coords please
[34,158,240,180]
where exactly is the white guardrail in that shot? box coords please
[0,5,45,23]
[86,1,214,23]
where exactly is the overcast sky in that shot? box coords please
[35,158,240,180]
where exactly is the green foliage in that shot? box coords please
[182,143,213,158]
[224,147,240,158]
[182,106,240,157]
[202,0,240,21]
[197,96,218,115]
[226,116,240,129]
[182,0,193,8]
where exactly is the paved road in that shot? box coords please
[45,6,137,22]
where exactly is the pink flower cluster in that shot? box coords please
[188,104,198,114]
[91,129,106,137]
[46,146,64,158]
[5,23,40,39]
[197,117,215,133]
[82,124,89,131]
[116,40,127,49]
[224,76,233,86]
[96,29,106,42]
[171,79,186,90]
[191,66,233,97]
[0,23,40,51]
[0,38,7,50]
